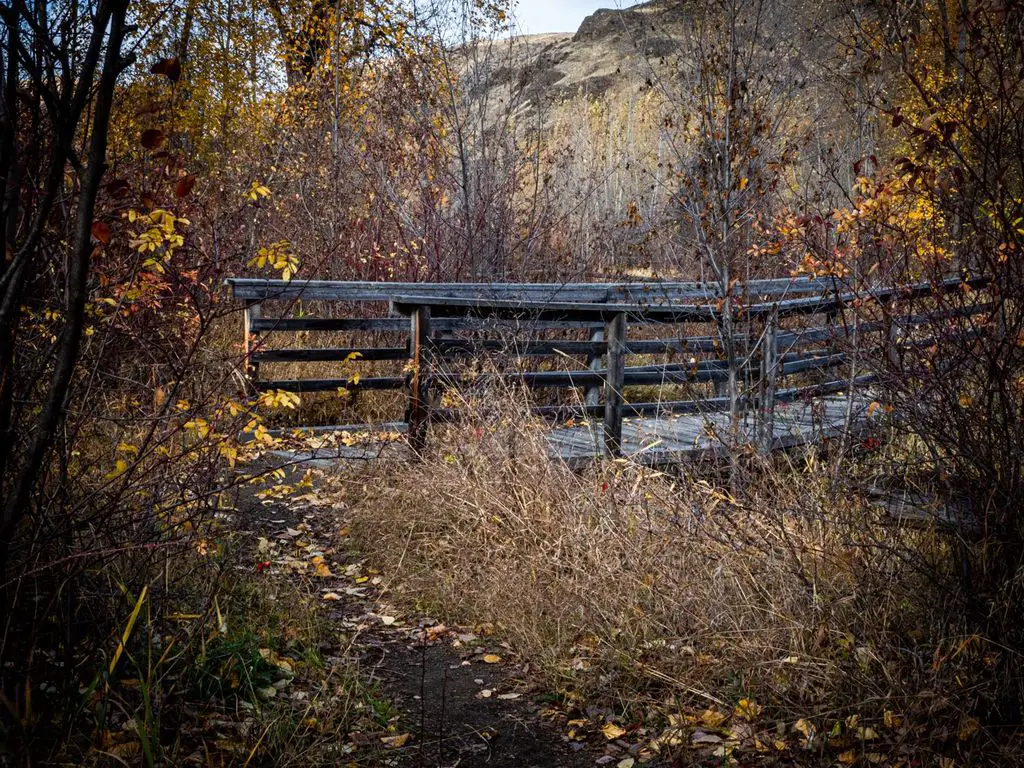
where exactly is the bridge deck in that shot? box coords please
[547,395,867,463]
[262,394,870,467]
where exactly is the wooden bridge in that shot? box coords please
[226,275,989,463]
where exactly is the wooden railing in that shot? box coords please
[225,275,990,457]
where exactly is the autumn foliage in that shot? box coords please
[2,0,1024,764]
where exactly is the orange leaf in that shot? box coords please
[91,221,111,245]
[175,175,196,197]
[140,129,165,150]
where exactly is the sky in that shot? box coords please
[511,0,637,35]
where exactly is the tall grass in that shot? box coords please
[340,394,1019,763]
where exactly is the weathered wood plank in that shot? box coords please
[251,316,606,333]
[227,278,614,303]
[780,353,847,376]
[432,339,608,357]
[252,346,409,362]
[251,317,412,332]
[604,313,626,456]
[390,295,718,323]
[408,306,431,451]
[255,376,406,392]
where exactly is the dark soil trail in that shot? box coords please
[236,457,600,768]
[378,636,593,768]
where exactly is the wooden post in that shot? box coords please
[759,307,778,454]
[713,315,728,397]
[603,312,626,457]
[242,301,261,384]
[408,305,431,451]
[887,301,901,371]
[877,296,900,372]
[584,327,604,409]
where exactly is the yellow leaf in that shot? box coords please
[958,718,979,741]
[381,733,411,748]
[104,459,129,480]
[322,592,341,601]
[602,722,626,740]
[794,718,816,744]
[838,750,857,764]
[482,653,502,664]
[700,709,727,728]
[734,698,761,720]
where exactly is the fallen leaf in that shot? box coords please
[482,654,502,664]
[734,698,761,720]
[958,718,980,741]
[497,693,521,700]
[691,730,722,745]
[175,175,196,197]
[883,710,903,729]
[617,759,635,768]
[381,733,411,748]
[380,615,396,626]
[794,718,816,745]
[602,722,626,740]
[479,689,492,698]
[91,221,111,244]
[700,709,727,728]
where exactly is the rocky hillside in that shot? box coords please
[465,1,694,128]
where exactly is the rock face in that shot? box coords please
[463,1,690,128]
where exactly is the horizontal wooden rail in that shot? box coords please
[252,346,409,363]
[255,376,407,392]
[250,316,606,333]
[252,317,412,332]
[391,295,719,323]
[428,352,847,391]
[226,276,861,303]
[431,374,880,423]
[229,279,614,303]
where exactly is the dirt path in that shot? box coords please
[235,458,612,768]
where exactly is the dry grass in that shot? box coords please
[337,394,1020,764]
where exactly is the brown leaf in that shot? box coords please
[381,733,411,748]
[105,178,131,198]
[91,221,111,244]
[174,175,196,197]
[150,57,182,83]
[140,129,165,150]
